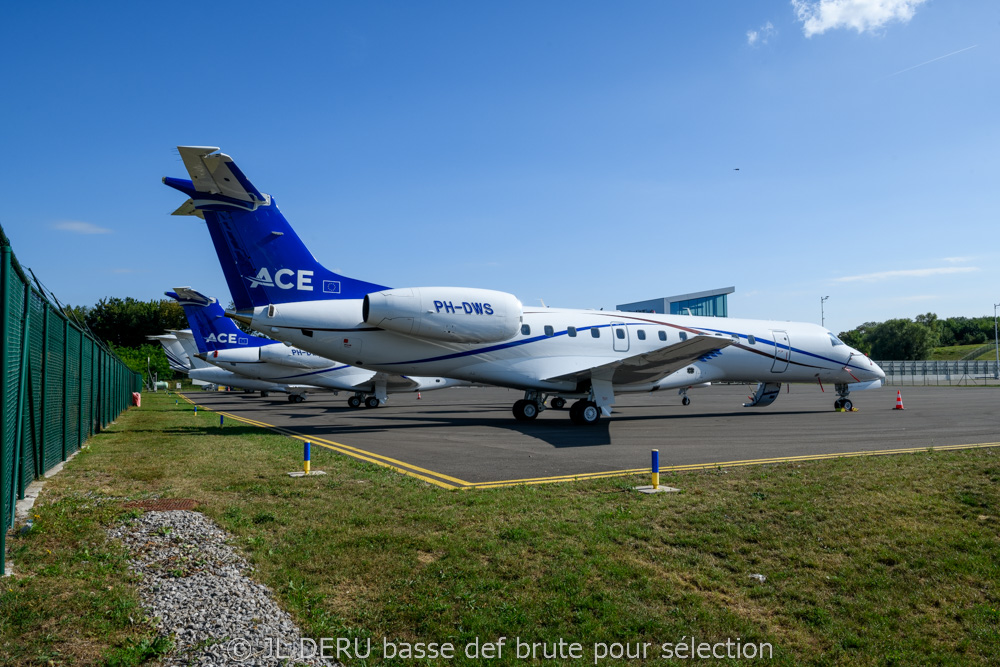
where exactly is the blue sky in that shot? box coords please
[2,0,996,335]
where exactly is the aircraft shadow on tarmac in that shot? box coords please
[195,394,829,449]
[260,406,827,449]
[268,408,613,448]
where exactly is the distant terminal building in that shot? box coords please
[617,286,735,318]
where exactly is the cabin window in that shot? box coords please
[567,326,577,337]
[637,330,646,340]
[658,331,667,341]
[615,328,625,340]
[544,325,554,337]
[679,332,688,341]
[748,335,756,345]
[591,328,601,338]
[521,324,531,336]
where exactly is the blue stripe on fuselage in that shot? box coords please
[378,324,610,366]
[370,320,855,373]
[696,326,865,371]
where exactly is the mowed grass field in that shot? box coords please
[928,345,997,361]
[2,391,999,665]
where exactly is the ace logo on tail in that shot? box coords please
[246,268,314,291]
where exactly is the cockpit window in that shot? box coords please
[829,333,845,347]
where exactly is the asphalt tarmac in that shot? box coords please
[183,384,1000,488]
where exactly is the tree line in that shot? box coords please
[839,313,997,360]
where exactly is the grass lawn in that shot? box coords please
[2,391,998,665]
[928,345,995,361]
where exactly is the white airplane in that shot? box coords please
[168,328,306,397]
[168,287,465,406]
[164,146,885,425]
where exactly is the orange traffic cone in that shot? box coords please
[893,390,904,410]
[417,392,422,400]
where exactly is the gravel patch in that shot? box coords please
[110,510,339,666]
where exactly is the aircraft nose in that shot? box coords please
[851,350,885,382]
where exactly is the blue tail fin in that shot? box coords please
[166,288,270,354]
[164,147,389,311]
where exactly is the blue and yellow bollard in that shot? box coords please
[304,441,311,475]
[194,405,197,415]
[652,449,660,490]
[220,415,224,428]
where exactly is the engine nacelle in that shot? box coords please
[259,343,336,369]
[363,287,522,344]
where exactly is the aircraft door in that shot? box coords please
[611,322,629,352]
[770,330,790,373]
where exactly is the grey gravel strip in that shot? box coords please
[109,510,339,666]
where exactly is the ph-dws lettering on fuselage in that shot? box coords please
[433,300,495,316]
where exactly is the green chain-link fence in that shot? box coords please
[2,224,142,574]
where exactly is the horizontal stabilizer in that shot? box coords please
[168,287,214,308]
[177,146,267,203]
[170,198,204,219]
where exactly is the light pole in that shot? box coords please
[821,296,830,328]
[994,302,999,380]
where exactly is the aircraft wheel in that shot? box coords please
[287,394,297,403]
[682,396,691,406]
[364,396,381,409]
[550,397,566,410]
[348,395,362,408]
[834,398,843,410]
[570,400,600,426]
[260,391,269,397]
[842,398,853,411]
[513,399,539,421]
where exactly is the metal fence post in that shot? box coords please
[1,245,9,572]
[38,301,48,478]
[62,315,69,461]
[12,280,31,503]
[78,325,85,449]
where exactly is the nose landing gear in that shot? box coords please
[834,383,853,411]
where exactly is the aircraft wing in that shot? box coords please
[542,333,734,386]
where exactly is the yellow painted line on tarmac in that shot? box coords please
[464,441,1000,488]
[175,394,1000,490]
[177,394,466,489]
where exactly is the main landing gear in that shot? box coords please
[510,391,601,425]
[287,394,306,403]
[569,400,600,425]
[347,393,382,409]
[833,383,852,411]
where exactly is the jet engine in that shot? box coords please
[363,287,522,344]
